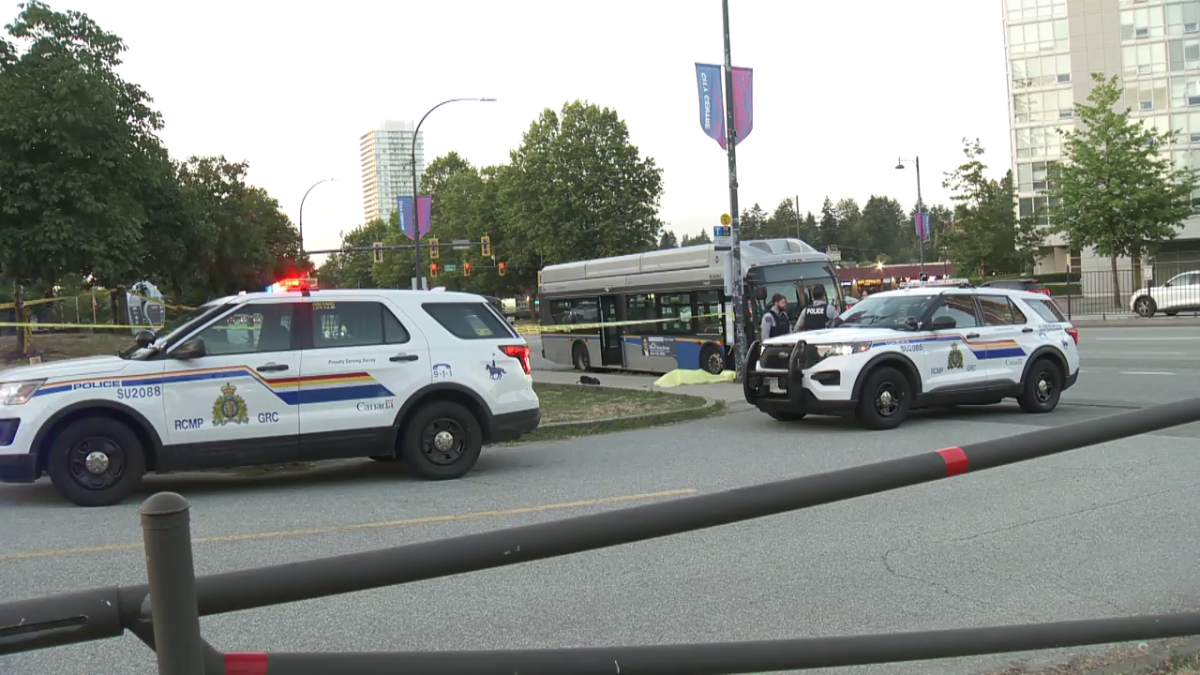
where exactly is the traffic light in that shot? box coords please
[498,262,507,277]
[429,238,439,259]
[481,235,492,257]
[372,242,383,264]
[429,263,438,278]
[463,262,472,277]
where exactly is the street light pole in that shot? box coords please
[896,157,925,279]
[721,0,749,383]
[410,97,496,290]
[299,178,337,255]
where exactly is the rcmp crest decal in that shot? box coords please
[948,342,965,370]
[212,383,249,426]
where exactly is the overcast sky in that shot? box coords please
[33,0,1011,263]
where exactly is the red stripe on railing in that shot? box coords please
[937,447,968,477]
[225,653,268,675]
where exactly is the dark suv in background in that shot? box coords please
[979,278,1052,295]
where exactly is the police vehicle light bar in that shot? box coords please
[265,276,318,293]
[897,278,972,289]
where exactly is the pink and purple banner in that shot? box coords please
[694,63,753,149]
[914,211,931,242]
[730,66,753,145]
[398,195,433,241]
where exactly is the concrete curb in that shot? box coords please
[1069,317,1200,328]
[535,384,725,429]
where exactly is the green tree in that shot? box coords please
[739,203,769,240]
[419,151,473,196]
[658,230,679,249]
[681,230,712,246]
[941,139,1025,276]
[499,100,664,280]
[174,156,307,299]
[1050,73,1199,305]
[0,1,166,352]
[318,217,391,289]
[857,195,907,263]
[817,197,839,250]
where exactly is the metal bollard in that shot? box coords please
[140,492,205,675]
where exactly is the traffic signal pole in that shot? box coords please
[722,0,748,383]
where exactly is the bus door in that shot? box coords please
[598,295,624,367]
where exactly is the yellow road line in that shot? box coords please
[0,488,698,562]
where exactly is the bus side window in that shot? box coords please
[696,290,722,336]
[625,294,657,335]
[656,292,694,336]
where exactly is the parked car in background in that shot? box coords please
[1130,270,1200,317]
[979,278,1051,295]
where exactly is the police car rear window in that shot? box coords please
[422,302,516,340]
[1025,297,1067,323]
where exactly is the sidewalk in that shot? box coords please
[1068,315,1200,328]
[532,369,750,409]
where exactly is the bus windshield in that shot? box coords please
[747,261,844,327]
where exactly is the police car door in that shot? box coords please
[922,292,986,394]
[161,298,303,467]
[296,297,431,462]
[975,294,1030,387]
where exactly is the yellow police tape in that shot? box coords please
[0,289,196,312]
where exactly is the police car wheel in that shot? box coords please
[401,401,483,480]
[857,367,911,430]
[701,345,724,375]
[1018,359,1062,414]
[46,416,146,507]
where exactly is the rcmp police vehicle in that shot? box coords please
[743,279,1081,429]
[0,279,541,506]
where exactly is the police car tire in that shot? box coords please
[46,416,146,507]
[400,400,483,480]
[1017,359,1062,414]
[857,367,911,430]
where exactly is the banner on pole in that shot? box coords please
[914,212,931,242]
[398,195,433,241]
[695,63,726,149]
[730,66,753,145]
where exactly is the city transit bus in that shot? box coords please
[537,238,844,374]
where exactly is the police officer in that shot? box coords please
[759,293,791,339]
[794,284,839,332]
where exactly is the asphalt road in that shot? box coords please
[2,326,1198,675]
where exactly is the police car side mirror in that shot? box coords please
[930,315,957,330]
[172,338,207,360]
[133,329,155,348]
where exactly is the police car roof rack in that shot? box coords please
[897,278,973,290]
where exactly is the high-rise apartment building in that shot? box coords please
[359,120,425,223]
[1002,0,1200,278]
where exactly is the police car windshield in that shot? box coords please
[119,302,231,360]
[832,293,936,330]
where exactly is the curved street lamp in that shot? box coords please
[895,157,925,278]
[299,177,338,255]
[411,98,496,289]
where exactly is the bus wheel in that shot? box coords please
[572,341,591,371]
[700,344,724,375]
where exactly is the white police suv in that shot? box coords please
[0,282,540,506]
[743,279,1080,429]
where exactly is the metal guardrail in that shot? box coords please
[3,397,1200,674]
[1054,268,1200,319]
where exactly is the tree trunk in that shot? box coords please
[1110,254,1121,309]
[14,281,28,357]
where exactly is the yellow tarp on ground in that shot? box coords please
[653,369,737,388]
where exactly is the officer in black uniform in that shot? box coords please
[794,284,839,332]
[759,293,792,339]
